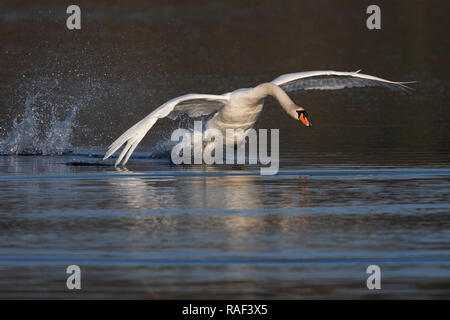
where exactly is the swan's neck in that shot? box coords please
[252,83,295,113]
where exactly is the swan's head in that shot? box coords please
[293,106,311,127]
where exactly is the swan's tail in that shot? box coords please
[103,117,157,166]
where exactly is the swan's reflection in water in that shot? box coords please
[109,166,311,210]
[108,167,178,210]
[106,165,311,250]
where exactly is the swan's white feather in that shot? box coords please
[103,93,229,166]
[272,70,414,92]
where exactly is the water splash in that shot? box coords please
[148,138,176,158]
[147,118,205,158]
[0,78,97,155]
[0,95,74,155]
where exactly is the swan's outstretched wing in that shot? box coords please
[103,93,229,166]
[272,70,414,93]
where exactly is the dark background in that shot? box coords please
[0,0,448,162]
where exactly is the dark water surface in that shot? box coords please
[0,155,449,299]
[0,1,449,298]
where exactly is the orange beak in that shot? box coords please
[299,113,311,127]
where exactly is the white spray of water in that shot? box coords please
[0,84,88,155]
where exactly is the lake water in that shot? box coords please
[0,0,449,299]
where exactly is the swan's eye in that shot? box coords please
[296,110,308,118]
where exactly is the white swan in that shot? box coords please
[104,70,413,166]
